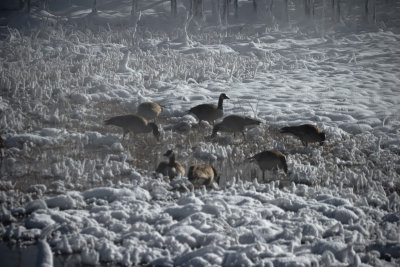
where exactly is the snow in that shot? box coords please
[0,0,400,266]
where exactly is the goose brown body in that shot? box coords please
[189,93,229,125]
[248,150,288,180]
[137,102,162,121]
[188,164,218,188]
[156,150,185,179]
[280,124,325,147]
[104,114,160,140]
[212,115,261,138]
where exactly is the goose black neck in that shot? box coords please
[217,96,225,110]
[168,153,176,165]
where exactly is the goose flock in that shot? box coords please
[104,93,326,188]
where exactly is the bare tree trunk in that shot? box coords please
[131,0,138,15]
[212,0,222,25]
[332,0,340,23]
[265,0,275,24]
[336,0,341,22]
[253,0,257,13]
[191,0,203,18]
[366,0,376,24]
[92,0,97,14]
[283,0,289,24]
[372,0,376,23]
[304,0,309,16]
[183,12,193,46]
[40,0,47,10]
[223,0,229,24]
[304,0,314,18]
[267,0,274,13]
[171,0,177,16]
[311,0,315,18]
[234,0,239,18]
[27,0,31,13]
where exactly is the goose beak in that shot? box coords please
[247,156,255,162]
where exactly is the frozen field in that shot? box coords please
[0,0,400,266]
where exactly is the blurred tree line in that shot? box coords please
[7,0,393,25]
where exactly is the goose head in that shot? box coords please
[163,150,174,157]
[148,123,160,141]
[219,93,230,100]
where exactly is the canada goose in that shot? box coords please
[211,115,261,138]
[280,124,325,147]
[156,150,185,179]
[189,93,229,125]
[137,102,162,121]
[248,150,288,181]
[104,114,160,141]
[188,164,219,188]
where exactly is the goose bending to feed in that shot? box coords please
[104,114,160,141]
[280,124,325,147]
[188,164,219,188]
[211,115,261,139]
[137,102,162,121]
[189,93,229,125]
[156,150,185,179]
[248,150,288,181]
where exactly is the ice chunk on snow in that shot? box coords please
[85,131,120,147]
[311,240,347,262]
[316,194,351,206]
[111,142,124,152]
[164,203,202,221]
[177,194,204,206]
[333,207,359,224]
[27,184,47,195]
[81,226,115,240]
[70,93,90,105]
[117,51,132,72]
[99,242,123,263]
[82,187,150,202]
[271,255,319,267]
[5,133,60,149]
[45,195,76,210]
[81,247,100,265]
[54,235,73,254]
[36,240,53,267]
[40,128,65,137]
[340,123,373,134]
[25,199,47,214]
[25,213,54,229]
[166,225,205,248]
[174,245,224,266]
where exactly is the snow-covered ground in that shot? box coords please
[0,0,400,266]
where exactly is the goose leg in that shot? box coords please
[131,133,137,152]
[122,130,127,141]
[122,131,130,149]
[301,139,307,147]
